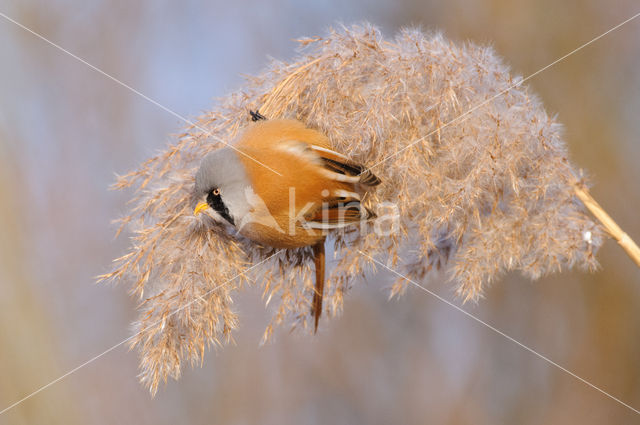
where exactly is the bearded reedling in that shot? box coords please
[194,113,381,331]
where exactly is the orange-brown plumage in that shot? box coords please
[235,119,371,248]
[196,118,380,330]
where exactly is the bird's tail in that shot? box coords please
[312,241,325,333]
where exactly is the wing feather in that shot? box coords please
[304,202,376,229]
[276,141,381,186]
[309,145,381,186]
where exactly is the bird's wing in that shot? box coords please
[308,145,381,187]
[276,141,381,186]
[273,139,380,229]
[304,197,377,230]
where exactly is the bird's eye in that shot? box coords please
[212,188,220,196]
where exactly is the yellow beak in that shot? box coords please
[194,202,209,216]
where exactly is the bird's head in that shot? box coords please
[194,148,251,226]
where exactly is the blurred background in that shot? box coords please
[1,0,639,424]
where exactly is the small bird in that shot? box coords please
[194,113,381,331]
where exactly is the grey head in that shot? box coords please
[195,148,252,226]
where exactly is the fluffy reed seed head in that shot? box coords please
[102,23,603,395]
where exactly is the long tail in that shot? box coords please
[312,241,325,333]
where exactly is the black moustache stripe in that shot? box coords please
[207,191,235,226]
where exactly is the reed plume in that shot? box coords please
[101,23,606,395]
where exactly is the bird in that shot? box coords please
[194,112,381,332]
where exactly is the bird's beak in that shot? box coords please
[194,202,209,216]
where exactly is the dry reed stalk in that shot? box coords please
[573,185,640,267]
[102,23,617,394]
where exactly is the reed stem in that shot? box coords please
[574,185,640,268]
